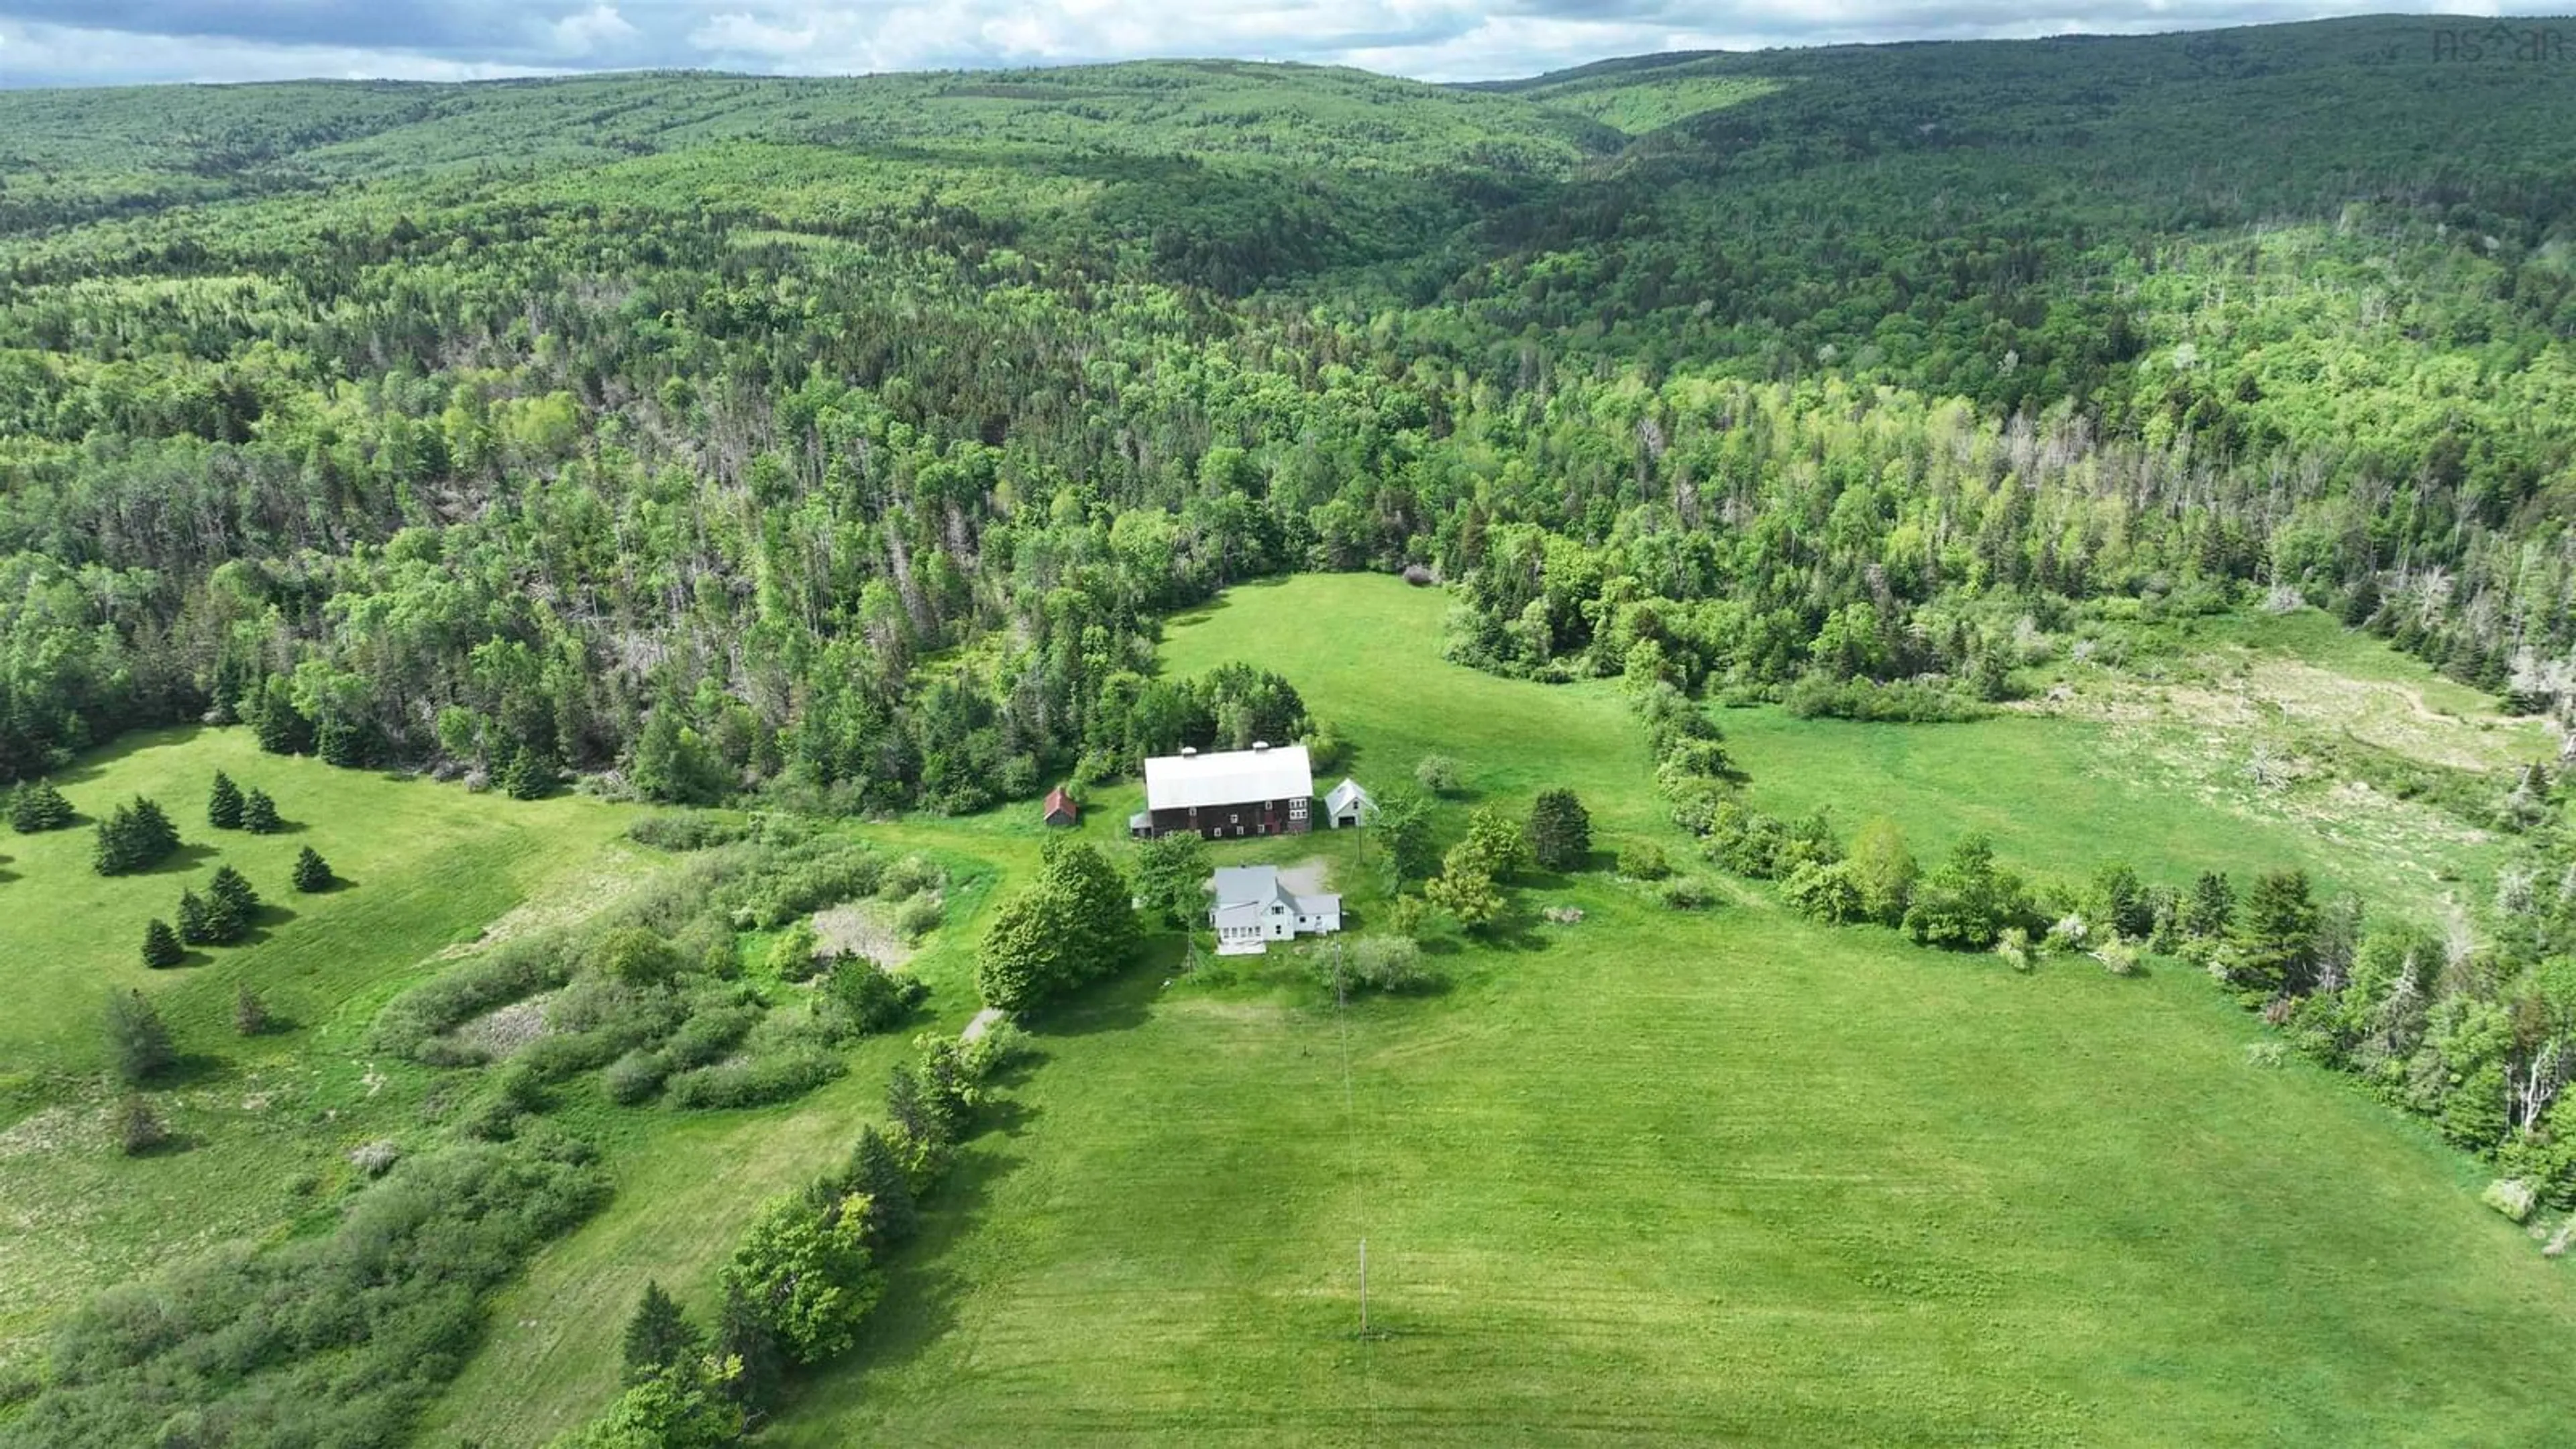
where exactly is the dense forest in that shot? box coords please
[3,18,2575,805]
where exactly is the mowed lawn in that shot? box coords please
[0,726,643,1373]
[769,574,2576,1445]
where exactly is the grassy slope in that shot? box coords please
[420,826,1019,1446]
[761,574,2575,1446]
[0,727,642,1375]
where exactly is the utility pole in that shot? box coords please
[1359,1236,1369,1336]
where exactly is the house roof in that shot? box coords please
[1042,786,1077,818]
[1324,777,1373,816]
[1210,864,1339,928]
[1144,743,1313,812]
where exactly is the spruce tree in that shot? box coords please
[129,798,178,858]
[233,984,269,1036]
[2233,869,2320,997]
[2184,870,2237,938]
[291,845,333,893]
[714,1281,784,1415]
[240,788,281,835]
[1525,787,1593,871]
[501,746,554,801]
[176,889,212,945]
[250,678,313,756]
[10,781,72,833]
[105,989,175,1085]
[621,1281,703,1387]
[208,863,260,920]
[141,918,185,969]
[207,771,244,830]
[845,1124,918,1247]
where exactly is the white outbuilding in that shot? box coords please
[1323,777,1375,829]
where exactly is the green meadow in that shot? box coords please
[6,577,2571,1445]
[0,729,643,1377]
[753,575,2576,1446]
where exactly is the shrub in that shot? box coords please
[894,893,945,943]
[627,813,746,851]
[115,1096,168,1156]
[823,957,930,1038]
[1847,818,1918,925]
[604,1050,670,1106]
[1903,833,2029,951]
[1704,802,1789,878]
[1617,839,1672,880]
[663,1003,761,1070]
[207,771,244,830]
[372,930,580,1059]
[291,846,333,892]
[1659,875,1719,910]
[2483,1179,2538,1223]
[1413,753,1462,796]
[666,1049,847,1110]
[765,920,823,981]
[593,926,682,987]
[1781,860,1864,924]
[9,780,72,833]
[105,989,175,1085]
[348,1140,402,1177]
[1324,936,1441,995]
[141,918,185,969]
[877,853,944,902]
[240,788,282,835]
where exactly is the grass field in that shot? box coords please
[751,574,2576,1446]
[0,727,644,1377]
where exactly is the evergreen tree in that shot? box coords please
[2233,868,2319,997]
[844,1124,918,1246]
[2184,870,2237,938]
[2088,861,2151,938]
[316,712,371,769]
[621,1281,704,1387]
[141,918,184,969]
[207,771,244,830]
[240,787,281,834]
[10,781,72,833]
[116,1095,168,1156]
[93,798,180,876]
[233,983,269,1036]
[176,889,212,945]
[1525,787,1592,871]
[208,863,260,924]
[292,845,333,893]
[714,1281,784,1416]
[502,746,556,800]
[249,677,313,756]
[105,989,175,1085]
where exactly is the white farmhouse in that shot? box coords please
[1209,864,1341,955]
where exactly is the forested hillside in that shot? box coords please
[3,16,2574,804]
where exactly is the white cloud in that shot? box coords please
[549,4,641,57]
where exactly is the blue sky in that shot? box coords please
[0,0,2539,87]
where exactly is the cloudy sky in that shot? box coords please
[0,0,2535,87]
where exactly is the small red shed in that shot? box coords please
[1042,786,1079,827]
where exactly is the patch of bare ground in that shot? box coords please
[812,902,915,967]
[441,993,559,1061]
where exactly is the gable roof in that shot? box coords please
[1144,743,1313,812]
[1042,786,1077,819]
[1210,864,1339,930]
[1324,777,1373,816]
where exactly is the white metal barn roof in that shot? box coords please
[1144,743,1313,812]
[1324,777,1373,818]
